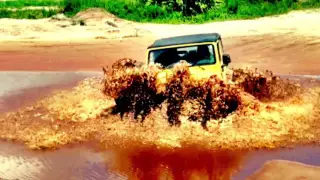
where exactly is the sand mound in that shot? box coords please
[0,7,147,41]
[74,8,121,22]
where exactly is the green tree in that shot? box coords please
[142,0,215,16]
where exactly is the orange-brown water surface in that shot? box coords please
[0,141,320,180]
[0,72,319,180]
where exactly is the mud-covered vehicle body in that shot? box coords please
[146,33,232,81]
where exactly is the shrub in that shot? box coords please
[0,9,59,19]
[225,0,238,14]
[140,0,216,16]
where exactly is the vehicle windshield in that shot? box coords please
[148,44,216,68]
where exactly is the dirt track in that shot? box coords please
[0,8,320,75]
[0,38,152,71]
[1,33,320,75]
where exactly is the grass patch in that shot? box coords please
[0,0,320,23]
[0,0,63,19]
[0,9,61,19]
[0,0,63,8]
[61,0,320,24]
[62,0,108,17]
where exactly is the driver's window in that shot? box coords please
[194,45,215,65]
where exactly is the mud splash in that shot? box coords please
[0,63,319,179]
[102,59,301,129]
[0,61,319,150]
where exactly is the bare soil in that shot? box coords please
[0,38,152,71]
[0,8,320,75]
[1,34,320,75]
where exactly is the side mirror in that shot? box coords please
[222,54,231,65]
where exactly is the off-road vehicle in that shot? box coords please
[146,33,232,81]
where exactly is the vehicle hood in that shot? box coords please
[156,65,222,85]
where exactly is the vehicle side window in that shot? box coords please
[193,45,215,66]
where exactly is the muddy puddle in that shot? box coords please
[0,142,319,180]
[0,142,115,180]
[0,71,102,113]
[0,71,320,180]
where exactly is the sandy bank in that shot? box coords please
[0,8,320,43]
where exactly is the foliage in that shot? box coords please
[75,0,320,23]
[140,0,215,15]
[0,0,63,8]
[0,9,60,19]
[225,0,238,13]
[1,0,320,23]
[62,0,106,16]
[0,0,62,19]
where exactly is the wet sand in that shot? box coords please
[247,160,320,180]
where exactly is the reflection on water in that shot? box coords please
[0,85,75,114]
[1,142,320,180]
[109,145,247,180]
[0,71,102,114]
[0,142,248,180]
[0,142,125,180]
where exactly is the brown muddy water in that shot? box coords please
[0,72,320,180]
[0,71,102,113]
[0,142,319,180]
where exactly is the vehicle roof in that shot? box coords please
[147,33,221,49]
